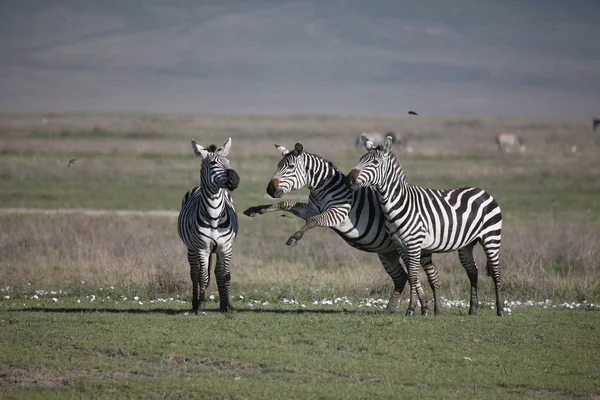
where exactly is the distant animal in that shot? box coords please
[593,118,600,131]
[177,138,240,315]
[243,142,441,315]
[356,132,412,153]
[67,158,79,168]
[495,133,526,153]
[408,111,419,116]
[346,134,504,316]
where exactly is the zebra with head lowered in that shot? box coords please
[347,134,504,316]
[356,131,413,153]
[178,138,240,314]
[495,133,525,153]
[244,142,443,315]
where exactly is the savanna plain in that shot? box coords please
[0,113,599,399]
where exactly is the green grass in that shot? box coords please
[1,113,600,398]
[1,295,598,399]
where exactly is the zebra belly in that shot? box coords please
[332,219,396,253]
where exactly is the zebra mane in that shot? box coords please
[389,151,407,183]
[207,144,218,152]
[305,151,341,173]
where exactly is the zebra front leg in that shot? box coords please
[402,246,429,316]
[215,246,235,313]
[286,206,351,246]
[189,249,211,315]
[458,245,479,316]
[421,253,442,315]
[243,202,313,220]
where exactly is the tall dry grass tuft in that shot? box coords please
[1,212,598,302]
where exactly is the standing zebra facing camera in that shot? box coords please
[243,142,444,315]
[178,138,240,315]
[347,134,504,316]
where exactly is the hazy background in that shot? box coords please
[1,0,599,117]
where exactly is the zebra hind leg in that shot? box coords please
[481,239,503,317]
[377,252,409,314]
[421,253,442,315]
[215,248,235,313]
[457,244,479,316]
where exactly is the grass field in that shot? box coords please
[1,113,599,398]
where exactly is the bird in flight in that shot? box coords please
[67,158,79,168]
[408,111,419,116]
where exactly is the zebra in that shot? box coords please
[243,142,443,315]
[346,134,504,316]
[593,118,600,131]
[178,138,240,315]
[495,133,525,153]
[355,131,412,153]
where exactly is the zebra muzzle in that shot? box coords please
[346,169,361,191]
[266,179,283,198]
[225,169,240,191]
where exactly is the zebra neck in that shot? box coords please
[198,190,227,218]
[376,163,407,207]
[305,155,338,191]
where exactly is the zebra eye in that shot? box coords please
[210,161,217,166]
[287,164,295,169]
[373,160,380,166]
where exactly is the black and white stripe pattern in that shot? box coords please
[347,135,504,316]
[178,138,240,314]
[244,142,442,315]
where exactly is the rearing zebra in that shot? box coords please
[244,142,443,315]
[178,138,240,314]
[347,135,504,316]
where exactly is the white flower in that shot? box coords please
[52,298,58,302]
[133,296,139,301]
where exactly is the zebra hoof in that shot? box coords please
[382,307,396,314]
[421,309,430,316]
[242,208,257,217]
[222,306,236,314]
[286,237,298,246]
[405,309,415,317]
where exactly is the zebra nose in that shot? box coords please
[346,169,360,191]
[266,178,282,198]
[226,169,240,191]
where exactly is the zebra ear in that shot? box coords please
[361,134,374,151]
[191,139,209,159]
[383,135,394,153]
[273,143,290,156]
[294,143,303,154]
[219,137,232,157]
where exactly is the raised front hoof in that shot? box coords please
[286,237,298,246]
[242,208,258,217]
[382,307,396,315]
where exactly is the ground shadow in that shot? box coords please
[12,307,381,315]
